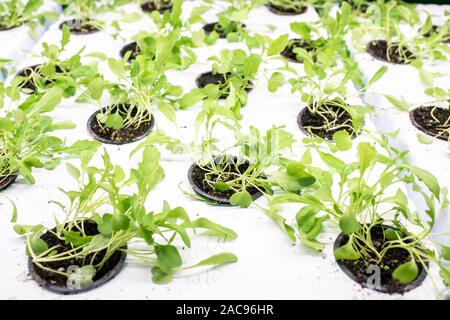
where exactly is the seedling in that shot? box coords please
[0,87,100,189]
[0,0,56,34]
[16,146,238,289]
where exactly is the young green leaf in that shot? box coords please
[229,190,252,208]
[191,217,237,240]
[156,245,182,273]
[185,252,238,269]
[268,72,285,92]
[105,113,124,130]
[367,66,388,87]
[392,259,419,284]
[151,266,173,284]
[334,241,361,261]
[267,34,289,56]
[332,131,352,151]
[339,214,360,235]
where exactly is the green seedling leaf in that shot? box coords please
[27,236,48,257]
[186,252,238,269]
[151,266,173,284]
[417,133,434,145]
[411,166,440,199]
[367,66,388,87]
[202,84,219,99]
[14,224,44,235]
[214,181,230,192]
[63,231,93,247]
[111,215,130,232]
[229,190,252,208]
[243,54,262,78]
[156,245,182,273]
[191,217,237,240]
[333,131,352,151]
[66,163,80,180]
[357,142,377,174]
[392,259,419,284]
[97,214,113,236]
[267,34,289,56]
[384,95,410,111]
[105,113,124,130]
[179,89,205,109]
[384,229,401,241]
[440,245,450,261]
[2,196,18,223]
[334,241,361,261]
[268,72,285,92]
[339,214,360,235]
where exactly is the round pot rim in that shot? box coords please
[87,105,155,145]
[366,40,415,66]
[333,225,428,294]
[187,156,265,206]
[297,105,362,142]
[265,3,307,16]
[28,249,127,295]
[59,19,101,35]
[0,173,18,192]
[409,106,449,142]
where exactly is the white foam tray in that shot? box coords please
[0,1,448,300]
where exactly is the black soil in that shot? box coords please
[423,25,450,44]
[120,42,140,62]
[298,102,357,140]
[140,0,173,13]
[202,22,245,39]
[337,225,425,294]
[31,220,124,289]
[410,106,449,141]
[0,174,18,191]
[367,40,415,65]
[266,2,307,15]
[16,64,64,94]
[59,19,100,35]
[88,104,154,144]
[196,71,253,99]
[190,158,262,203]
[281,39,316,63]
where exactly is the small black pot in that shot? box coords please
[29,251,126,295]
[119,42,140,62]
[59,19,101,35]
[280,39,316,63]
[297,104,361,141]
[202,22,246,39]
[87,105,155,145]
[187,157,264,206]
[366,40,415,65]
[423,25,450,44]
[265,3,307,15]
[333,226,428,294]
[195,71,253,99]
[140,0,173,13]
[0,174,18,192]
[409,106,449,142]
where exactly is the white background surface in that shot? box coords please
[0,1,449,300]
